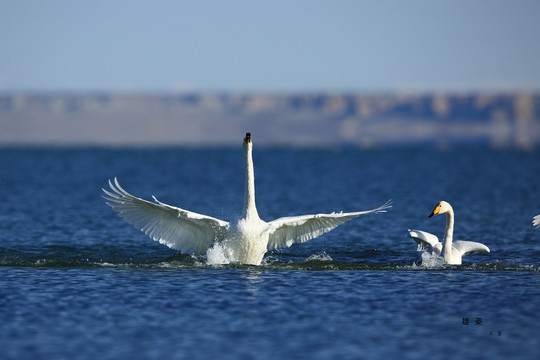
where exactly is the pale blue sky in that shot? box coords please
[1,0,539,93]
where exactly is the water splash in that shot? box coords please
[305,252,333,262]
[419,251,446,268]
[206,242,234,265]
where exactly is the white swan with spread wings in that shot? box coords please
[103,133,391,265]
[408,201,490,265]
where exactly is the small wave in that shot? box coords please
[1,249,538,272]
[94,262,116,267]
[260,256,281,266]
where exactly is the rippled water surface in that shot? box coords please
[1,147,539,359]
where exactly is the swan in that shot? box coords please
[533,214,540,228]
[408,201,490,265]
[103,132,391,265]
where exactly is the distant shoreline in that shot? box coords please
[1,92,539,149]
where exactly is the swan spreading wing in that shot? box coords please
[408,229,489,256]
[103,178,229,255]
[103,133,391,264]
[412,201,491,265]
[267,200,392,250]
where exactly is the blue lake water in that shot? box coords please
[1,146,539,359]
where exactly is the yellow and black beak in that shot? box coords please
[428,203,441,218]
[244,132,251,143]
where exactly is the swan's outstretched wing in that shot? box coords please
[266,200,391,250]
[408,229,442,254]
[452,240,490,257]
[103,178,229,255]
[533,214,540,228]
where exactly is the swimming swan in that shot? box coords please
[408,201,490,265]
[533,214,540,228]
[103,133,391,265]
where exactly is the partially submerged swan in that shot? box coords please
[408,201,490,265]
[533,214,540,228]
[103,133,391,265]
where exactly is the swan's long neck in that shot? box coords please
[243,145,260,220]
[443,208,454,256]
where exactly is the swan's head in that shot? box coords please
[428,201,452,218]
[243,132,252,151]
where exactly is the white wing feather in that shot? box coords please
[408,229,442,254]
[102,178,229,255]
[453,240,490,256]
[266,200,391,250]
[533,214,540,228]
[408,229,489,257]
